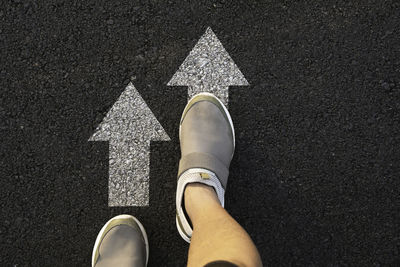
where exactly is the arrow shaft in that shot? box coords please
[108,139,150,206]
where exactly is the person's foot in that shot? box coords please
[176,92,235,243]
[92,214,149,267]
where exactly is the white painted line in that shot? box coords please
[89,83,170,206]
[168,27,249,106]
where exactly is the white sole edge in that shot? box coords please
[91,214,149,267]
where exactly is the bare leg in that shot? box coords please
[185,183,262,267]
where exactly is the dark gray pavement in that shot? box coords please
[1,1,399,265]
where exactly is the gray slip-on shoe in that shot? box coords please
[92,214,149,267]
[176,92,235,243]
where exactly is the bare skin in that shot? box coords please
[184,183,263,267]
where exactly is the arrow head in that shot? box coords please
[89,83,170,142]
[168,27,249,88]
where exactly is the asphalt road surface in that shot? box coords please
[1,1,399,266]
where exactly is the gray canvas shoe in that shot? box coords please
[176,92,235,243]
[92,215,149,267]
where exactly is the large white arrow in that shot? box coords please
[89,83,170,206]
[168,27,249,106]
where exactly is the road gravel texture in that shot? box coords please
[1,0,399,266]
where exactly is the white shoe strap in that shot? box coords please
[176,168,225,239]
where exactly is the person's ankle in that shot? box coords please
[184,183,221,222]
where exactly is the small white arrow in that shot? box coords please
[168,27,249,106]
[89,83,170,206]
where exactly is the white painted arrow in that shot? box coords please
[89,83,170,206]
[168,27,249,106]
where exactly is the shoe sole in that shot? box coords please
[91,214,149,267]
[177,92,235,243]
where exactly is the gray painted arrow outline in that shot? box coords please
[168,27,249,106]
[89,83,170,206]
